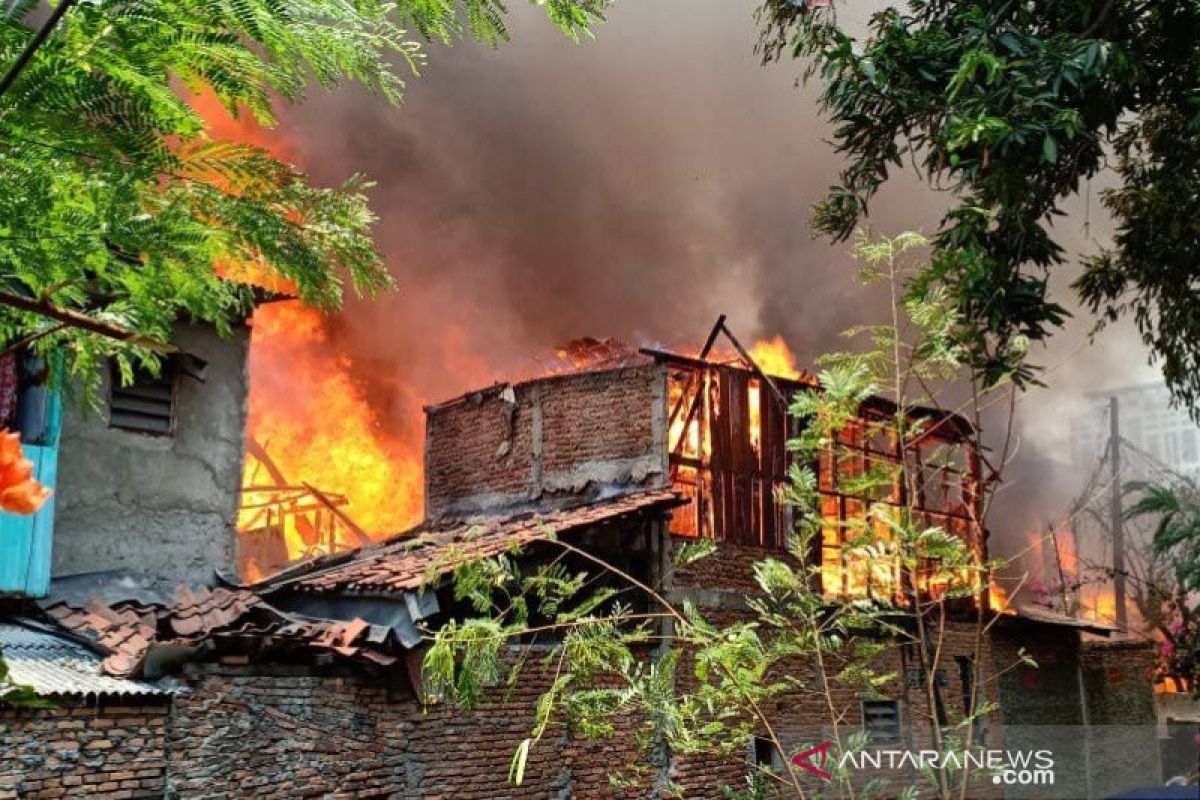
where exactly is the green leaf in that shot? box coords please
[1042,135,1058,163]
[508,738,531,785]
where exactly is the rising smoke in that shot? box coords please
[267,0,1154,575]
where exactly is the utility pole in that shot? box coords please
[1109,396,1128,630]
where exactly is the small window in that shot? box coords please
[109,361,178,435]
[750,735,785,772]
[861,698,902,744]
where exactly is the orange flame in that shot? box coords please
[747,335,802,381]
[187,86,297,160]
[989,581,1014,614]
[187,88,427,578]
[239,301,424,578]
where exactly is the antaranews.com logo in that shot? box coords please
[793,743,1056,787]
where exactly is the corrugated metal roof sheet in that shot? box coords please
[0,621,171,696]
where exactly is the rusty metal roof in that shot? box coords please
[0,621,171,696]
[264,488,683,596]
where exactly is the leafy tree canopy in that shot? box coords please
[1127,479,1200,692]
[758,1,1200,412]
[0,0,606,395]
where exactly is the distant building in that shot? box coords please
[1070,382,1200,479]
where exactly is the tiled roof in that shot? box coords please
[42,585,398,676]
[0,621,171,696]
[35,490,679,679]
[267,488,683,596]
[44,597,160,677]
[164,585,260,637]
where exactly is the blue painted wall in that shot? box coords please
[0,392,61,597]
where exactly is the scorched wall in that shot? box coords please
[424,363,669,518]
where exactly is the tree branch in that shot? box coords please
[0,290,175,353]
[0,0,79,100]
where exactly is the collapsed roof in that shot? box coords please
[35,488,683,682]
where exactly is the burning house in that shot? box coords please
[0,317,1164,798]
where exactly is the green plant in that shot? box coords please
[423,232,1018,799]
[0,0,606,399]
[757,1,1200,417]
[1126,479,1200,693]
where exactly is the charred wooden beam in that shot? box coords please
[304,482,374,548]
[714,319,788,406]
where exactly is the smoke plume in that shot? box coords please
[264,0,1155,579]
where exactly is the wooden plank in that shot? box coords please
[304,482,374,547]
[728,369,751,545]
[712,367,733,542]
[762,386,782,548]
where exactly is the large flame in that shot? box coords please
[238,302,425,579]
[747,335,802,381]
[193,78,817,581]
[186,92,426,578]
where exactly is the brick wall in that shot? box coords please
[1081,638,1158,725]
[167,660,652,799]
[670,539,801,595]
[664,536,1007,798]
[991,623,1084,726]
[425,364,668,518]
[0,624,1096,800]
[168,666,408,798]
[667,613,1005,798]
[0,700,167,799]
[1080,639,1162,795]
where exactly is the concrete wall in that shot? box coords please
[53,322,250,589]
[1080,639,1162,795]
[424,363,669,519]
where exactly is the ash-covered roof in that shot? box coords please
[1003,603,1116,637]
[0,621,171,697]
[261,487,683,596]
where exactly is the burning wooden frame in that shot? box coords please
[647,317,983,602]
[237,437,372,582]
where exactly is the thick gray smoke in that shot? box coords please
[283,2,934,398]
[275,0,1156,577]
